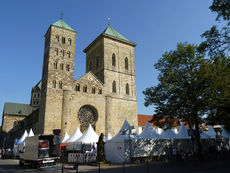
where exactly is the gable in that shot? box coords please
[74,71,103,87]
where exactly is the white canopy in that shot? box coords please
[75,124,99,144]
[104,133,112,142]
[200,131,210,139]
[28,129,34,137]
[205,126,216,139]
[61,132,70,143]
[18,130,28,143]
[105,119,137,163]
[65,127,82,143]
[221,125,230,139]
[160,129,178,139]
[177,123,190,139]
[139,122,160,139]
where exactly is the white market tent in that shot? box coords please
[18,130,28,143]
[221,125,230,139]
[61,132,70,143]
[205,126,216,139]
[104,133,112,142]
[65,127,82,143]
[105,119,137,163]
[160,129,178,139]
[75,124,99,144]
[200,131,210,139]
[177,123,190,139]
[139,122,160,139]
[28,129,34,137]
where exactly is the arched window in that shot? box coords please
[83,86,87,92]
[125,57,128,70]
[112,81,116,93]
[61,50,65,57]
[126,83,129,95]
[98,88,102,94]
[60,63,64,70]
[66,64,70,71]
[92,87,96,94]
[53,80,56,88]
[54,62,57,69]
[67,51,71,58]
[76,84,80,91]
[62,37,65,44]
[59,81,62,89]
[112,53,116,66]
[56,35,59,42]
[55,48,58,55]
[68,38,72,45]
[14,121,18,127]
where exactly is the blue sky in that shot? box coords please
[0,0,217,125]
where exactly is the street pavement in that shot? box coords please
[0,159,230,173]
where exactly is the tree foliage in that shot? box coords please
[210,0,230,21]
[144,43,207,124]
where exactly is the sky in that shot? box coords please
[0,0,217,125]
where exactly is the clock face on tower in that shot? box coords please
[78,105,98,132]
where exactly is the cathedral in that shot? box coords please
[1,19,138,148]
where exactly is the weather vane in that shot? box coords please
[60,11,64,20]
[108,17,111,26]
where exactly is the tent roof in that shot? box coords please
[28,129,34,137]
[104,133,112,141]
[221,125,230,139]
[139,122,160,139]
[61,132,70,143]
[66,127,82,143]
[107,119,137,143]
[75,124,99,144]
[177,123,190,139]
[205,126,216,139]
[200,131,210,139]
[160,129,178,139]
[18,130,28,143]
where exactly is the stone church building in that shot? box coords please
[1,19,138,148]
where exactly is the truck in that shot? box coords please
[19,135,59,168]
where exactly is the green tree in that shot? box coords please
[199,0,230,57]
[198,0,230,130]
[143,43,208,158]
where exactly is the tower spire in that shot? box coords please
[60,11,64,20]
[107,17,111,26]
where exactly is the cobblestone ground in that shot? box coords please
[0,159,230,173]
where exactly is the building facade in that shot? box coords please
[1,19,138,148]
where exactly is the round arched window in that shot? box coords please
[78,105,98,132]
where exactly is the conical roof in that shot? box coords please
[61,132,70,143]
[18,130,28,143]
[107,119,137,143]
[75,124,99,144]
[200,131,210,139]
[221,125,230,139]
[205,126,216,139]
[66,127,82,143]
[104,133,112,141]
[177,122,190,139]
[119,118,130,133]
[103,25,129,41]
[160,129,178,139]
[28,129,34,137]
[139,122,160,139]
[52,19,75,31]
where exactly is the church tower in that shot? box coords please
[84,25,138,135]
[38,19,76,135]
